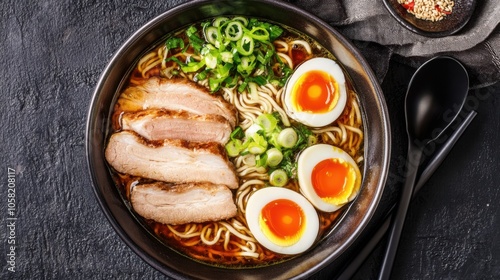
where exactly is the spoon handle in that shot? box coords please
[336,110,477,280]
[378,144,423,280]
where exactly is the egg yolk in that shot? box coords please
[259,199,305,246]
[311,158,356,205]
[291,70,339,113]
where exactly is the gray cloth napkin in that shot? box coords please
[288,0,500,88]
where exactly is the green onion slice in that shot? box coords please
[256,113,278,133]
[181,60,206,73]
[277,128,298,148]
[225,139,242,157]
[266,148,283,167]
[269,169,288,187]
[248,27,270,41]
[236,35,254,56]
[204,26,220,47]
[248,142,267,155]
[213,17,229,27]
[232,16,248,27]
[225,21,245,41]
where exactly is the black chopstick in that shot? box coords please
[336,110,477,280]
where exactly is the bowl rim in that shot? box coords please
[86,0,391,278]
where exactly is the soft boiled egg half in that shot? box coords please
[298,144,362,212]
[283,57,347,127]
[245,187,319,255]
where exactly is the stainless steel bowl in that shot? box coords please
[86,0,391,279]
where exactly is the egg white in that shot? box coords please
[284,57,347,127]
[245,187,319,255]
[298,144,361,212]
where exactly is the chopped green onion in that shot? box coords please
[268,132,282,150]
[270,79,280,87]
[307,135,318,146]
[213,17,229,27]
[181,60,206,73]
[194,70,208,81]
[280,159,297,179]
[165,37,184,50]
[204,26,219,47]
[268,25,284,41]
[225,139,242,157]
[269,169,288,187]
[238,80,248,93]
[164,16,286,93]
[232,16,248,27]
[245,123,263,139]
[225,21,245,41]
[165,56,186,67]
[223,111,310,182]
[266,148,283,167]
[293,124,313,149]
[251,75,267,86]
[204,53,218,69]
[256,113,278,133]
[237,55,256,75]
[220,51,233,63]
[224,75,238,88]
[256,154,268,167]
[230,126,244,140]
[209,77,223,92]
[248,142,267,155]
[272,112,283,125]
[186,25,204,53]
[277,128,298,148]
[248,27,270,41]
[251,133,268,149]
[236,35,254,56]
[248,82,259,100]
[186,25,197,36]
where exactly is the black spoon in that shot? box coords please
[378,56,469,280]
[337,110,476,280]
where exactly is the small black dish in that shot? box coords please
[382,0,477,37]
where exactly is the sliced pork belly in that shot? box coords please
[130,182,237,225]
[121,109,231,144]
[105,131,239,189]
[117,77,237,127]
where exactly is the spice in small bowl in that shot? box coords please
[398,0,454,21]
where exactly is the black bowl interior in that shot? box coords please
[382,0,476,37]
[86,0,391,279]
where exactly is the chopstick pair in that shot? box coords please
[336,110,477,280]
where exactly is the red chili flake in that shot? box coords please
[435,5,452,15]
[402,0,415,11]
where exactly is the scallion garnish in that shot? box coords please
[163,16,286,93]
[226,112,313,180]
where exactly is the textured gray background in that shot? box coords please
[1,0,499,279]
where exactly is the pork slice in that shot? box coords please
[117,77,237,127]
[121,109,231,144]
[105,131,239,189]
[130,182,237,225]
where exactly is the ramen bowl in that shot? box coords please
[86,0,390,279]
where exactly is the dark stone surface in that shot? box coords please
[1,0,499,279]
